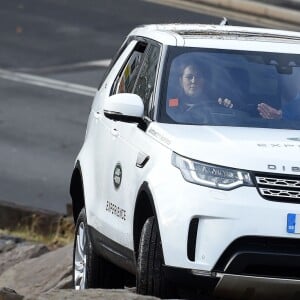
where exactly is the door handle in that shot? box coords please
[93,111,101,119]
[111,128,119,137]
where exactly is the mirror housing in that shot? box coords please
[103,93,144,122]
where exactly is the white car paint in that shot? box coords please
[72,24,300,297]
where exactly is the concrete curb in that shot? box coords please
[192,0,300,27]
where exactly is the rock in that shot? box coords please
[35,289,160,300]
[0,244,72,299]
[0,240,16,254]
[0,287,23,300]
[52,274,72,290]
[0,236,23,254]
[0,243,162,300]
[0,243,48,276]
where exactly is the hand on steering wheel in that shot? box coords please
[218,97,234,109]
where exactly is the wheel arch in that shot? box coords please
[133,182,158,261]
[70,161,85,224]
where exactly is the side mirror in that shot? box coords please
[103,93,144,122]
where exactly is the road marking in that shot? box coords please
[74,59,111,67]
[18,59,112,74]
[0,68,97,97]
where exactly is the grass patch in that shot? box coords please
[0,216,74,248]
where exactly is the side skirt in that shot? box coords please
[88,225,136,275]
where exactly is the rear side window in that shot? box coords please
[111,42,147,95]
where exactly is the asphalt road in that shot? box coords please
[0,0,247,213]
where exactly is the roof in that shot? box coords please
[128,24,300,46]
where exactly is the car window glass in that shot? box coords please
[160,47,300,130]
[133,45,160,116]
[112,42,147,95]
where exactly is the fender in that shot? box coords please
[133,182,161,259]
[70,161,85,223]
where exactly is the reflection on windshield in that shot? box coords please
[162,48,300,129]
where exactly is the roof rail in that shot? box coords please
[220,17,229,26]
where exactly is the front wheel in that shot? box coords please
[136,216,177,298]
[73,207,125,289]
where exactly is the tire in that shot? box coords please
[136,216,176,298]
[73,207,125,289]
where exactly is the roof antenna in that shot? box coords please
[220,17,229,25]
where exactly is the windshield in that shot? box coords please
[158,46,300,129]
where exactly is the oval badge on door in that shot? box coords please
[113,163,122,189]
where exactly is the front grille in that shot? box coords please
[254,172,300,203]
[256,176,300,188]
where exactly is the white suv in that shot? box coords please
[70,24,300,299]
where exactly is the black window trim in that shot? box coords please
[133,38,163,120]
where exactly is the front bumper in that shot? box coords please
[150,165,300,272]
[164,265,300,300]
[214,273,300,300]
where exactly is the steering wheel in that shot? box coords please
[187,102,250,123]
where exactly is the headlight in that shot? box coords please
[171,152,253,190]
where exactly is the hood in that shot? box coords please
[147,123,300,174]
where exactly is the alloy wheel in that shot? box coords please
[74,222,87,290]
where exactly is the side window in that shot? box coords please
[133,45,160,115]
[112,42,147,95]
